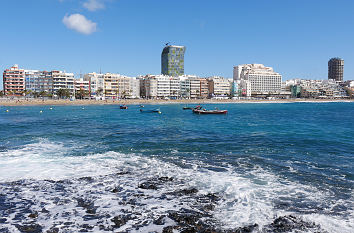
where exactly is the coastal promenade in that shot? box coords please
[0,98,353,106]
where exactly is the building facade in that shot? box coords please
[161,45,186,77]
[208,76,231,97]
[328,58,344,82]
[234,64,282,95]
[83,72,105,98]
[52,71,75,96]
[3,64,25,96]
[24,70,53,95]
[74,78,90,98]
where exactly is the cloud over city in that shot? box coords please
[83,0,106,11]
[62,13,97,35]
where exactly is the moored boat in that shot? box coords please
[140,109,161,114]
[120,105,128,109]
[192,108,227,114]
[183,107,192,110]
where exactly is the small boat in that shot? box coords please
[193,108,228,114]
[183,106,192,110]
[140,109,161,114]
[120,105,128,109]
[140,105,144,108]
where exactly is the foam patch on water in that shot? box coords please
[0,141,353,232]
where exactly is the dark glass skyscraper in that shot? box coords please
[161,45,186,76]
[328,58,344,81]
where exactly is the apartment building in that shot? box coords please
[83,72,104,97]
[3,64,25,96]
[208,76,231,97]
[52,71,75,95]
[180,75,209,99]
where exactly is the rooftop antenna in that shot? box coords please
[99,67,102,74]
[165,42,170,46]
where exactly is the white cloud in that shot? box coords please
[83,0,105,11]
[62,14,97,35]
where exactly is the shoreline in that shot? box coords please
[0,98,353,106]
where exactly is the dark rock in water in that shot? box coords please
[112,186,123,193]
[180,227,198,233]
[153,215,166,225]
[79,224,94,232]
[46,226,59,233]
[231,223,258,233]
[0,218,7,223]
[138,182,158,190]
[15,223,42,233]
[162,226,175,233]
[168,210,202,226]
[170,188,198,196]
[28,212,38,218]
[78,176,94,182]
[111,215,131,228]
[203,193,220,202]
[41,208,49,213]
[202,204,215,211]
[158,176,174,182]
[0,227,10,233]
[265,215,321,232]
[76,198,97,214]
[116,171,130,175]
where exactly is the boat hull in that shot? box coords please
[192,109,228,114]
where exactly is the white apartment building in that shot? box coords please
[234,64,282,95]
[140,75,181,99]
[102,73,140,99]
[74,78,90,92]
[140,75,158,99]
[208,76,231,97]
[84,72,105,97]
[52,70,75,95]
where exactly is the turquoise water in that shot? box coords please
[0,103,353,232]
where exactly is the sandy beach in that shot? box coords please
[0,98,353,106]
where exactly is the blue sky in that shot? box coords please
[1,0,354,89]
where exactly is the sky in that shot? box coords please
[1,0,354,89]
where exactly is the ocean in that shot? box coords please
[0,103,353,232]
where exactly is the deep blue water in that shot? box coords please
[0,103,353,232]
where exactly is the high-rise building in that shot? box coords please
[3,64,25,96]
[161,45,186,77]
[328,58,344,82]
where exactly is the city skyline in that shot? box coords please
[1,0,354,90]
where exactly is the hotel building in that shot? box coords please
[161,45,186,77]
[3,64,25,96]
[233,64,282,95]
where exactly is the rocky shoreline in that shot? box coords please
[0,172,325,233]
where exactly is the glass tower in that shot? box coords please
[161,45,186,77]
